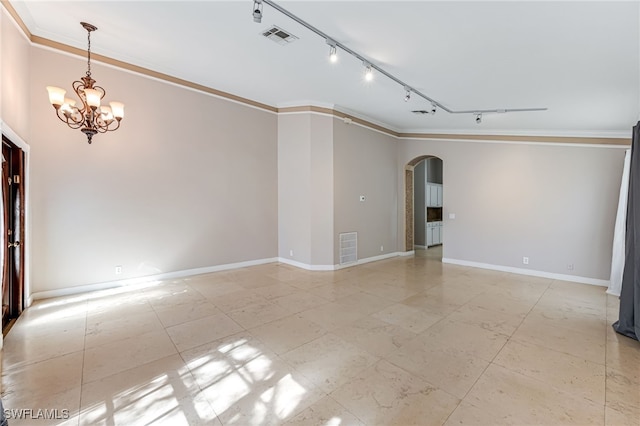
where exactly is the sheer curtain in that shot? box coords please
[608,149,631,296]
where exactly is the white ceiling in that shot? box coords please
[9,0,640,137]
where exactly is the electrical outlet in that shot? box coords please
[289,250,294,257]
[115,265,123,275]
[522,257,529,265]
[567,263,574,271]
[380,245,384,252]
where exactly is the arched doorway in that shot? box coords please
[405,155,444,256]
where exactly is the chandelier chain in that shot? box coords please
[86,29,91,78]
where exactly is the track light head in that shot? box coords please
[326,39,338,63]
[404,86,411,102]
[431,103,437,115]
[475,113,482,124]
[364,62,373,81]
[329,45,337,63]
[252,0,263,23]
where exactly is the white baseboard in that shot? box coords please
[442,258,610,287]
[399,250,415,257]
[277,257,335,271]
[30,257,280,301]
[278,251,408,271]
[414,245,427,250]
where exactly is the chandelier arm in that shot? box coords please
[95,116,121,133]
[106,119,121,132]
[54,107,84,129]
[71,80,90,116]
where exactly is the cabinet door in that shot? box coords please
[433,223,441,245]
[426,225,433,246]
[429,184,438,207]
[439,223,443,244]
[426,184,432,207]
[436,185,443,207]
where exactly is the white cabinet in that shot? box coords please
[426,183,443,207]
[426,221,443,246]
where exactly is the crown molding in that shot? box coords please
[2,1,632,146]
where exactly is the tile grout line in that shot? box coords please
[77,298,90,424]
[441,276,554,424]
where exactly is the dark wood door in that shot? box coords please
[2,136,25,333]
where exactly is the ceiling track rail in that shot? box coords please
[260,0,547,116]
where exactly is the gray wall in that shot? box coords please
[278,114,312,264]
[414,160,426,246]
[398,139,626,280]
[334,120,398,263]
[309,115,334,265]
[26,46,278,293]
[1,10,30,140]
[278,113,334,266]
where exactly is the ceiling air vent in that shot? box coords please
[412,110,431,115]
[262,26,298,45]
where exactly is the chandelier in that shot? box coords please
[46,22,124,144]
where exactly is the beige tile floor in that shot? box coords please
[1,247,639,425]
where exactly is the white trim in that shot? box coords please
[442,258,609,287]
[399,250,415,257]
[278,251,407,271]
[414,245,427,250]
[33,42,278,116]
[276,101,335,110]
[332,115,398,138]
[30,257,279,300]
[398,135,629,150]
[0,120,32,310]
[401,128,631,140]
[278,257,335,271]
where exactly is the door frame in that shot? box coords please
[0,121,31,332]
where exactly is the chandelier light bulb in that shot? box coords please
[46,86,66,107]
[84,88,101,109]
[109,102,125,119]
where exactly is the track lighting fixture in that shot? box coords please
[364,62,373,81]
[255,0,547,119]
[252,0,263,23]
[327,39,338,63]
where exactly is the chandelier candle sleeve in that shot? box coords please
[46,22,124,144]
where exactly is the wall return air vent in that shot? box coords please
[262,26,298,45]
[339,232,358,265]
